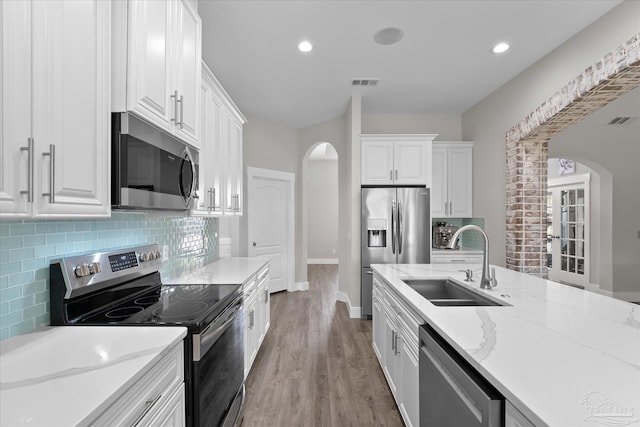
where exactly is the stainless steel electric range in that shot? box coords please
[49,244,244,427]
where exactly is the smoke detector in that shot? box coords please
[352,78,380,87]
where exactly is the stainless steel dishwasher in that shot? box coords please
[419,324,504,427]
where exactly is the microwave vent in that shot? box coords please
[352,78,380,87]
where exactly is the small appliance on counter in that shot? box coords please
[432,222,459,249]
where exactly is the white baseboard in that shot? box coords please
[584,283,613,297]
[336,291,362,318]
[288,281,309,292]
[307,258,339,265]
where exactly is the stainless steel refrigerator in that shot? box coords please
[361,187,431,318]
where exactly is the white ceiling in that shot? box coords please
[199,0,622,129]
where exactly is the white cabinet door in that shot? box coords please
[432,142,473,218]
[31,0,110,218]
[223,113,243,214]
[126,0,174,131]
[0,0,31,217]
[173,0,201,148]
[394,140,427,185]
[383,310,399,398]
[448,146,473,217]
[399,336,419,427]
[431,146,447,217]
[361,140,394,185]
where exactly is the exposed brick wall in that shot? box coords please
[505,33,640,277]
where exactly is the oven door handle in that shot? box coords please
[193,298,242,362]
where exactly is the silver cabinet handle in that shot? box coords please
[390,170,393,181]
[250,309,255,329]
[264,288,269,303]
[171,90,179,123]
[365,270,373,275]
[445,201,448,216]
[395,332,400,355]
[449,201,453,216]
[42,144,55,203]
[395,169,398,180]
[178,94,184,129]
[20,138,34,202]
[391,330,396,351]
[132,393,162,427]
[233,193,240,211]
[208,187,217,210]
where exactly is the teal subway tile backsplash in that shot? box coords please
[0,212,218,341]
[432,217,486,250]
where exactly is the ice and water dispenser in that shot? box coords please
[367,218,387,248]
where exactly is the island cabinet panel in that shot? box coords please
[93,342,185,426]
[1,0,111,219]
[373,272,421,427]
[506,401,536,427]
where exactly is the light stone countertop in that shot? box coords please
[371,263,640,427]
[0,326,186,426]
[169,257,268,285]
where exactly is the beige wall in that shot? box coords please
[461,1,640,273]
[362,113,462,140]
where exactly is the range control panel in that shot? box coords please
[51,244,165,299]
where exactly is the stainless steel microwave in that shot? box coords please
[111,113,199,210]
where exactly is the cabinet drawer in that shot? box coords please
[431,254,483,264]
[93,342,184,426]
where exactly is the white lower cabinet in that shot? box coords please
[373,273,421,427]
[244,265,270,379]
[93,342,185,426]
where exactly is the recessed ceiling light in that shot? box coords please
[374,28,404,45]
[492,42,510,54]
[298,40,313,53]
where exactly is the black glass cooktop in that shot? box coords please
[76,282,241,331]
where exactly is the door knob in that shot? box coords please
[252,242,257,247]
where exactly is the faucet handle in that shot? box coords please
[490,267,498,287]
[459,269,474,282]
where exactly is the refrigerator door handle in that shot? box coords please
[391,199,396,255]
[397,201,403,254]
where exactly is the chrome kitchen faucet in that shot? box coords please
[447,225,497,290]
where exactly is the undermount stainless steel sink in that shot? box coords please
[403,279,504,306]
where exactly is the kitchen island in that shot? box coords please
[372,263,640,427]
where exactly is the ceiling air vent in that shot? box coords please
[607,116,638,126]
[352,78,380,87]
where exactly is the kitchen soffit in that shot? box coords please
[199,1,622,129]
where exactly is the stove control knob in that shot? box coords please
[139,252,149,262]
[148,251,156,260]
[88,262,101,274]
[154,250,162,260]
[74,264,90,277]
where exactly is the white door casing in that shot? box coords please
[247,167,294,293]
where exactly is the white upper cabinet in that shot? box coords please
[1,0,111,219]
[113,0,201,148]
[361,134,437,186]
[431,142,473,218]
[194,62,246,216]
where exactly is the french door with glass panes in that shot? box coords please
[547,174,590,286]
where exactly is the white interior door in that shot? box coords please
[248,168,294,293]
[547,174,590,286]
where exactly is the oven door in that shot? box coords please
[191,295,244,427]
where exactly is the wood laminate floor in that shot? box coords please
[241,264,403,427]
